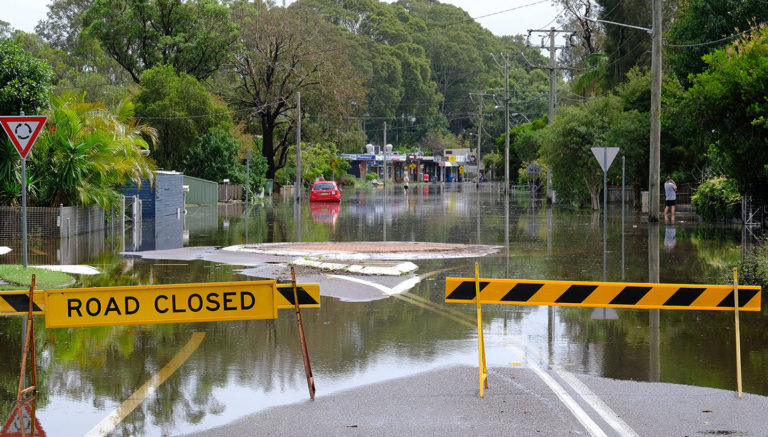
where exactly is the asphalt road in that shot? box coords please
[180,365,768,437]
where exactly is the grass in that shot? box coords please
[0,265,74,290]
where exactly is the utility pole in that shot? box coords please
[295,92,301,203]
[648,0,662,222]
[383,121,387,187]
[491,54,511,194]
[504,62,510,195]
[526,27,574,203]
[469,92,488,188]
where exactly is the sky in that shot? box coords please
[1,0,561,39]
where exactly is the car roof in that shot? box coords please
[312,181,337,188]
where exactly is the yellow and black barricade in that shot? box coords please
[446,268,761,398]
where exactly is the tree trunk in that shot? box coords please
[586,175,601,210]
[262,115,276,180]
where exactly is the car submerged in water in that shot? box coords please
[309,180,341,202]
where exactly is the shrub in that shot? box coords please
[721,238,768,292]
[691,177,741,222]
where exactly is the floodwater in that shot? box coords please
[1,183,767,436]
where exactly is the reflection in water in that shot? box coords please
[1,184,766,436]
[309,203,340,227]
[0,402,45,436]
[664,224,677,250]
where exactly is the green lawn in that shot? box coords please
[0,265,74,290]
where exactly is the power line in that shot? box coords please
[665,24,762,48]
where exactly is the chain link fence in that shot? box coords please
[0,202,128,239]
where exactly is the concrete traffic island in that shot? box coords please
[224,241,500,260]
[223,241,500,276]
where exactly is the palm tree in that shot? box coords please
[31,93,157,208]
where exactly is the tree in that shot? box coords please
[541,95,645,209]
[668,0,767,87]
[82,0,239,83]
[673,28,768,202]
[28,93,156,207]
[181,128,267,196]
[227,4,364,179]
[0,39,55,115]
[135,65,232,171]
[0,40,55,205]
[35,0,93,52]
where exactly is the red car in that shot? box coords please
[309,180,341,202]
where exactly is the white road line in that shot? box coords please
[504,342,608,437]
[554,368,640,437]
[328,274,421,296]
[502,339,639,437]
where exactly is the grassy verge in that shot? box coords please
[0,265,74,291]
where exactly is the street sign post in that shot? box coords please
[0,114,48,268]
[591,147,620,281]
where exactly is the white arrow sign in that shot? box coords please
[591,147,620,172]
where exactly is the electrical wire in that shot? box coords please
[665,24,763,48]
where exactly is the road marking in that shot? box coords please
[526,359,608,437]
[328,275,420,296]
[554,368,640,437]
[84,332,206,437]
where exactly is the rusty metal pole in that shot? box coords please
[17,274,38,437]
[291,267,316,400]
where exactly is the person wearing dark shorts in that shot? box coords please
[664,176,677,222]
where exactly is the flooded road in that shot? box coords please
[1,183,766,436]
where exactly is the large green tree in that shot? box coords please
[0,39,55,115]
[134,64,232,171]
[672,28,768,202]
[0,40,55,205]
[227,3,364,180]
[541,94,646,209]
[667,0,766,86]
[82,0,239,83]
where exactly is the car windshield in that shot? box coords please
[314,183,335,190]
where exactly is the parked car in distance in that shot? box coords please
[309,180,341,202]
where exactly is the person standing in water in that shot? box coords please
[403,171,409,194]
[664,176,677,222]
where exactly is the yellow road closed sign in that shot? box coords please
[44,281,278,328]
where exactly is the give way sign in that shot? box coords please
[0,116,48,159]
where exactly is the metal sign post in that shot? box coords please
[591,147,620,282]
[0,112,47,268]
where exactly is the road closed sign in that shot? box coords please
[44,281,278,328]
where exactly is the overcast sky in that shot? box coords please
[1,0,561,39]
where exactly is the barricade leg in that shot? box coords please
[475,263,488,397]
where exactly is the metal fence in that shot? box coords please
[0,204,118,239]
